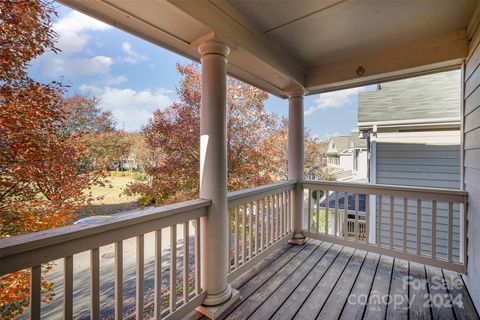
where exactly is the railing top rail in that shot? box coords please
[302,179,468,203]
[0,199,210,260]
[227,180,296,207]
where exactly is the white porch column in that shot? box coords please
[287,87,307,245]
[197,40,234,310]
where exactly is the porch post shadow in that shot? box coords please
[286,86,308,245]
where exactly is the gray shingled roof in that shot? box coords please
[328,136,350,154]
[358,70,461,125]
[350,132,367,149]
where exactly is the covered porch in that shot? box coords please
[204,239,478,320]
[1,0,480,319]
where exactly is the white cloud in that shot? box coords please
[39,11,113,78]
[53,11,112,55]
[44,55,113,77]
[304,87,370,116]
[78,84,103,96]
[119,42,148,64]
[79,86,173,131]
[106,75,128,85]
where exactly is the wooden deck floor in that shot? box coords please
[190,239,478,320]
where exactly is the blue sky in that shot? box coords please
[29,4,376,140]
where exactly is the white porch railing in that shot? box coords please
[226,180,295,281]
[0,180,469,319]
[302,180,468,273]
[0,182,296,320]
[0,199,209,320]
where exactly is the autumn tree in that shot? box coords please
[124,63,276,205]
[124,132,152,172]
[261,117,331,181]
[62,95,115,135]
[62,95,133,172]
[0,1,108,317]
[82,130,133,171]
[0,0,59,84]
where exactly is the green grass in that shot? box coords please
[90,175,138,205]
[78,174,141,217]
[311,208,328,233]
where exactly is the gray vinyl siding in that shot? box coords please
[376,143,461,261]
[463,22,480,311]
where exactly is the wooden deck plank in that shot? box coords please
[271,244,343,320]
[442,269,479,319]
[293,246,355,320]
[386,258,409,320]
[186,240,479,320]
[235,241,309,298]
[409,262,431,320]
[425,265,455,319]
[225,241,320,320]
[363,255,394,320]
[217,241,311,320]
[339,252,381,320]
[231,241,295,289]
[317,249,367,319]
[189,242,295,320]
[248,242,333,320]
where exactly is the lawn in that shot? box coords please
[77,174,141,218]
[90,175,138,205]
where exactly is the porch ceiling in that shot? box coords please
[59,0,478,98]
[230,0,474,66]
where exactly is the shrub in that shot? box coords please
[132,171,148,181]
[109,171,127,177]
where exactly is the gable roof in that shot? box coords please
[328,136,350,154]
[358,70,461,129]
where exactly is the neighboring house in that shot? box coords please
[326,136,350,168]
[123,153,141,171]
[320,133,369,237]
[326,136,352,181]
[110,153,141,172]
[358,70,462,259]
[359,70,461,189]
[326,133,368,182]
[349,132,368,182]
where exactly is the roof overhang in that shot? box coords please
[58,0,479,98]
[359,117,462,131]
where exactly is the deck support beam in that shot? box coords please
[197,39,239,316]
[287,87,307,245]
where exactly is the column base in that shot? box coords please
[202,284,233,306]
[197,288,240,319]
[289,232,306,245]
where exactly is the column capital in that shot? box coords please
[198,40,230,57]
[284,86,308,98]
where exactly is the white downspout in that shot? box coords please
[369,129,377,244]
